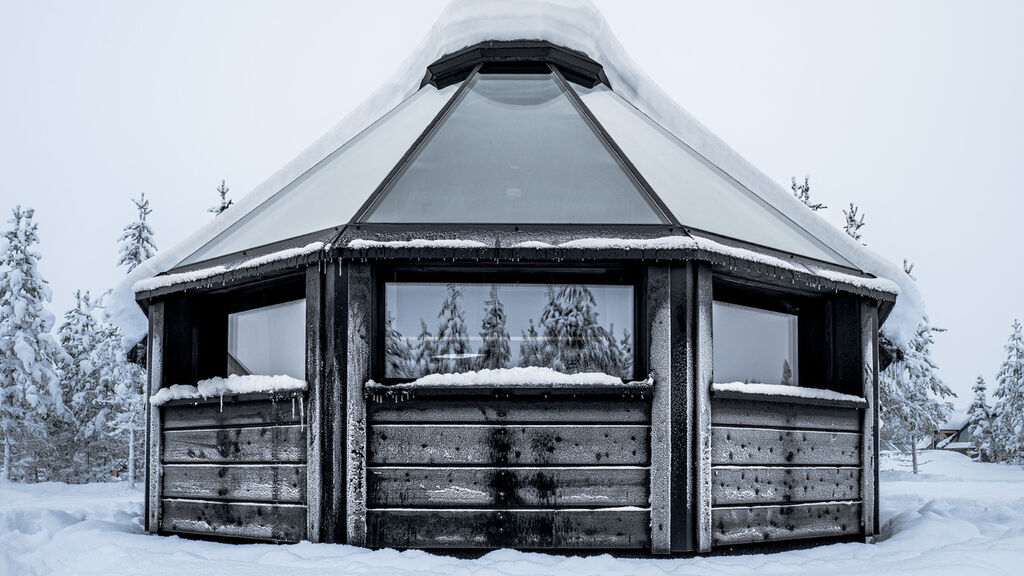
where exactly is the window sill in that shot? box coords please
[710,382,867,409]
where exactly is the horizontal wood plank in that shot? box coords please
[160,499,306,542]
[162,464,306,503]
[712,502,861,546]
[711,399,860,432]
[163,426,305,464]
[366,508,650,549]
[367,466,649,508]
[162,399,302,430]
[711,467,861,506]
[368,424,649,466]
[711,427,861,466]
[369,397,650,424]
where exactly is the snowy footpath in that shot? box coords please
[2,451,1023,576]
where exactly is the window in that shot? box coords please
[712,300,799,386]
[228,299,306,379]
[384,281,635,380]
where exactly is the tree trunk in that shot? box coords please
[128,428,136,489]
[911,434,919,475]
[2,436,10,483]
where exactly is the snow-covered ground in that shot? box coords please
[2,451,1022,576]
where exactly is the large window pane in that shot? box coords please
[228,299,306,379]
[712,301,798,386]
[363,73,667,224]
[385,282,634,380]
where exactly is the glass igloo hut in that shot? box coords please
[130,0,913,555]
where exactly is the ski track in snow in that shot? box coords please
[2,451,1023,575]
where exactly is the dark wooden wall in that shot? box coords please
[707,397,863,546]
[363,390,653,549]
[158,395,309,542]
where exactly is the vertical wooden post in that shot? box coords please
[345,262,372,546]
[305,264,324,542]
[322,261,347,543]
[145,300,164,534]
[670,263,695,552]
[694,262,713,553]
[647,265,672,554]
[861,300,879,540]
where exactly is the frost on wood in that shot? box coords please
[711,382,867,406]
[149,374,307,406]
[347,239,488,250]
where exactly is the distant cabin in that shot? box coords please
[931,410,972,454]
[132,5,906,555]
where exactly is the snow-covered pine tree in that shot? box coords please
[551,284,612,375]
[843,202,865,242]
[539,285,562,370]
[413,319,437,376]
[619,328,633,379]
[53,290,117,482]
[519,319,544,368]
[0,207,69,482]
[435,283,472,374]
[117,193,157,273]
[97,311,145,486]
[966,376,994,462]
[208,179,233,216]
[992,320,1024,463]
[384,311,414,378]
[791,176,826,211]
[478,285,511,370]
[603,323,628,379]
[879,317,954,473]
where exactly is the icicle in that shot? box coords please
[291,397,296,418]
[299,395,305,426]
[219,394,223,412]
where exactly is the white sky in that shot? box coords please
[2,0,1022,407]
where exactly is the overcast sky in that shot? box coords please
[2,0,1022,407]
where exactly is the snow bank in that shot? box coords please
[132,242,324,294]
[711,382,867,405]
[149,374,307,406]
[111,0,922,350]
[367,366,652,389]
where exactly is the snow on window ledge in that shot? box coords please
[366,366,653,392]
[149,374,308,406]
[710,381,867,408]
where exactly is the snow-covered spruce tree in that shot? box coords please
[53,290,117,482]
[97,312,145,486]
[539,285,562,370]
[412,319,437,376]
[992,320,1024,463]
[478,285,511,370]
[843,202,865,242]
[208,179,233,217]
[117,193,157,273]
[791,176,826,211]
[0,207,69,482]
[603,323,628,380]
[550,284,614,375]
[519,319,544,368]
[619,328,633,379]
[879,317,954,473]
[435,283,472,374]
[966,376,994,462]
[384,311,414,378]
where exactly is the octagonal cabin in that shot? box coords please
[131,1,908,555]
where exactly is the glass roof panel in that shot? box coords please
[361,73,668,224]
[179,83,460,266]
[577,85,850,266]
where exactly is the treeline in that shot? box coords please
[962,320,1024,463]
[386,283,633,380]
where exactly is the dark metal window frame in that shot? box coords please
[373,262,647,385]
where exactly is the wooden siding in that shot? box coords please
[366,391,652,550]
[158,396,308,543]
[709,396,865,547]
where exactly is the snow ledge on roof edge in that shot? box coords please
[109,0,922,350]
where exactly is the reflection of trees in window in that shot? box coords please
[435,283,474,373]
[384,282,634,380]
[478,284,511,370]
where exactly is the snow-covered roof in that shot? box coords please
[112,0,923,350]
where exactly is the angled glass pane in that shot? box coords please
[362,74,667,224]
[578,85,850,266]
[180,83,460,266]
[228,299,306,379]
